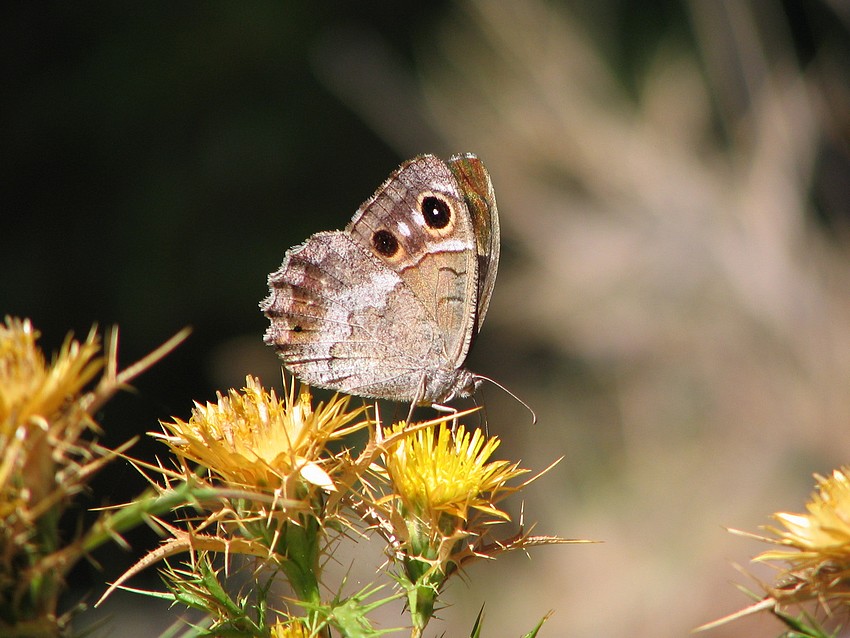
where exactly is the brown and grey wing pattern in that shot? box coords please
[261,231,445,400]
[345,155,479,368]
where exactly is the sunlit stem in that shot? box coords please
[402,517,448,637]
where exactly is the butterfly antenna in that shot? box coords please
[474,374,537,424]
[471,393,490,436]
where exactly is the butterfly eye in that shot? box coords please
[372,229,400,257]
[421,195,451,229]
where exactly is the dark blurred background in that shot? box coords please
[3,2,850,636]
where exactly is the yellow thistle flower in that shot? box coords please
[701,467,850,632]
[746,466,850,616]
[158,376,369,497]
[374,420,533,636]
[0,316,102,437]
[270,619,310,638]
[756,467,850,570]
[0,317,186,636]
[0,317,103,516]
[381,421,527,523]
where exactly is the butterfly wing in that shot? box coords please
[262,154,499,405]
[262,231,448,400]
[345,155,479,368]
[447,153,500,337]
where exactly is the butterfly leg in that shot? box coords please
[429,402,457,414]
[430,402,460,431]
[404,377,426,424]
[404,400,458,428]
[405,375,435,424]
[405,378,460,426]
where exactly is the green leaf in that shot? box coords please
[469,604,485,638]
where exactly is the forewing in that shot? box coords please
[345,155,479,366]
[448,153,500,334]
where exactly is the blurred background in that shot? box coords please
[3,1,850,636]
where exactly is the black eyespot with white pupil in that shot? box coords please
[421,195,451,229]
[372,229,399,257]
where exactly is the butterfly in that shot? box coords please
[261,153,499,411]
